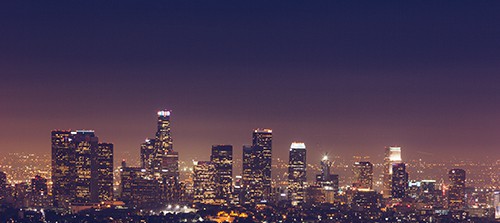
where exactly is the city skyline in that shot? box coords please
[2,1,500,221]
[2,1,500,164]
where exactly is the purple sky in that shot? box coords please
[1,1,500,164]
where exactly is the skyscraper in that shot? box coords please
[51,130,114,207]
[211,145,233,205]
[152,110,173,174]
[252,128,272,202]
[391,163,408,199]
[316,155,339,203]
[383,146,402,198]
[448,168,466,210]
[72,130,99,204]
[242,145,257,205]
[288,142,306,206]
[96,142,114,202]
[353,161,373,190]
[51,130,75,208]
[193,161,216,206]
[152,110,180,203]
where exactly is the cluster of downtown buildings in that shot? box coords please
[1,110,500,222]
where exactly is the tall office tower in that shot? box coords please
[51,130,75,208]
[383,146,402,198]
[152,110,173,174]
[30,175,49,208]
[149,110,180,203]
[353,161,373,189]
[193,161,216,206]
[391,163,408,199]
[0,171,6,201]
[242,145,253,188]
[51,130,114,207]
[72,130,99,204]
[288,142,307,206]
[140,138,156,170]
[211,145,233,205]
[242,145,257,205]
[96,143,114,202]
[252,128,272,201]
[448,169,466,210]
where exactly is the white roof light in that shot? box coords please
[290,142,306,149]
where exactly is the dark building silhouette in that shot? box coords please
[0,171,6,201]
[391,163,408,199]
[30,175,49,208]
[211,145,233,205]
[448,169,466,210]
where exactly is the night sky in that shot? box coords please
[1,1,500,164]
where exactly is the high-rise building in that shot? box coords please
[211,145,233,205]
[193,161,216,206]
[288,142,306,206]
[140,138,156,171]
[0,171,7,201]
[30,175,49,208]
[51,130,75,208]
[448,169,466,210]
[353,161,373,189]
[391,163,408,199]
[152,110,173,174]
[96,143,114,202]
[120,161,161,208]
[51,130,114,207]
[252,128,272,202]
[242,145,257,205]
[352,189,380,220]
[383,146,402,198]
[316,155,338,203]
[72,130,99,204]
[151,110,180,203]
